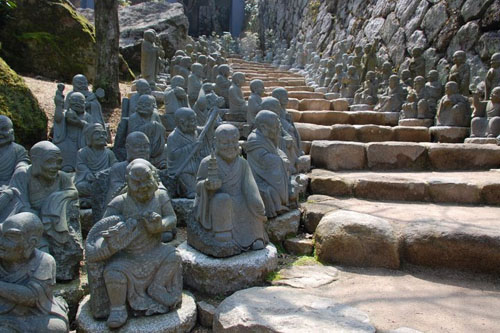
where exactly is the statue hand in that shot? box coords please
[205,178,221,191]
[54,91,64,107]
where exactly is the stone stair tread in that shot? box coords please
[293,110,400,126]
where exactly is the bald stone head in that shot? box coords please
[174,107,196,135]
[271,87,289,109]
[260,97,282,116]
[255,110,280,143]
[136,79,152,96]
[250,79,265,95]
[136,95,155,117]
[69,91,86,114]
[30,141,62,180]
[0,115,14,147]
[126,131,150,162]
[72,74,89,92]
[0,212,44,262]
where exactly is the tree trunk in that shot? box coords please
[95,0,121,108]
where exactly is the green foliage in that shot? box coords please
[309,0,320,24]
[244,0,259,33]
[266,270,283,282]
[0,0,16,28]
[292,255,322,267]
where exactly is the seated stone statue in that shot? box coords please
[401,69,413,89]
[436,81,471,127]
[86,159,181,329]
[323,59,336,88]
[129,79,152,116]
[247,79,265,125]
[426,70,443,111]
[164,75,189,132]
[403,76,434,119]
[215,64,231,107]
[200,82,225,111]
[0,212,69,333]
[228,72,247,121]
[141,29,160,86]
[409,47,426,79]
[378,61,393,92]
[4,141,82,281]
[0,115,29,186]
[53,89,92,172]
[328,64,345,93]
[449,50,470,96]
[354,71,378,106]
[485,53,500,101]
[65,74,105,128]
[197,54,208,81]
[401,91,418,119]
[177,56,192,90]
[128,95,167,170]
[75,123,117,208]
[471,87,500,138]
[375,75,407,113]
[340,66,360,99]
[190,124,268,258]
[246,111,292,218]
[187,63,203,107]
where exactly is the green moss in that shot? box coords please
[292,255,322,267]
[0,57,47,147]
[266,271,283,282]
[272,242,286,254]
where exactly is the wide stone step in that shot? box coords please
[242,86,314,93]
[309,169,500,205]
[296,124,430,142]
[302,195,500,274]
[310,141,500,171]
[291,110,400,126]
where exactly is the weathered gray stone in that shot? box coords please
[430,126,469,143]
[266,209,300,243]
[311,141,367,171]
[271,264,339,288]
[427,143,500,170]
[404,1,429,37]
[197,301,216,328]
[406,30,428,53]
[367,142,428,170]
[178,242,278,295]
[461,0,494,22]
[428,181,481,204]
[213,286,375,333]
[447,21,481,58]
[476,31,500,60]
[395,0,420,26]
[364,17,385,40]
[354,178,427,202]
[389,28,407,66]
[172,198,194,228]
[480,0,500,30]
[283,237,314,256]
[422,2,448,42]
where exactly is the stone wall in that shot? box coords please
[258,0,500,87]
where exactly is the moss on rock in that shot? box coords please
[0,56,47,147]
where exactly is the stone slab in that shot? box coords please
[332,98,350,111]
[398,118,434,127]
[350,104,373,111]
[310,141,367,171]
[299,99,332,111]
[76,292,197,333]
[299,110,350,125]
[427,143,500,170]
[430,126,469,143]
[393,126,431,142]
[295,123,332,141]
[178,242,278,295]
[283,237,314,256]
[366,142,429,170]
[266,209,300,243]
[271,264,339,288]
[464,137,498,144]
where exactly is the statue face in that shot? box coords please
[137,82,151,96]
[178,113,197,135]
[127,139,150,161]
[73,76,89,92]
[262,118,280,143]
[128,171,157,203]
[38,152,62,181]
[90,127,107,148]
[0,220,26,263]
[216,134,239,162]
[70,95,86,114]
[389,77,399,89]
[137,99,154,118]
[0,118,14,147]
[453,52,465,65]
[491,88,500,103]
[445,83,458,96]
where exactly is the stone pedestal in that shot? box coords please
[350,104,373,111]
[464,137,498,145]
[332,98,350,111]
[76,292,197,333]
[399,119,434,127]
[430,126,469,143]
[178,242,278,295]
[325,92,341,100]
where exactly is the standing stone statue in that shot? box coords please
[188,63,204,107]
[164,75,189,132]
[75,123,117,208]
[228,72,247,121]
[215,64,231,107]
[141,29,160,86]
[471,87,500,138]
[4,141,83,281]
[341,66,361,99]
[0,115,29,186]
[247,79,265,125]
[246,111,291,218]
[485,53,500,101]
[375,75,407,113]
[361,39,379,81]
[409,47,426,79]
[65,74,105,128]
[448,50,470,96]
[0,212,69,332]
[436,81,471,127]
[189,124,268,258]
[86,159,181,329]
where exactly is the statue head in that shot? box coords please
[85,123,107,148]
[0,115,14,147]
[136,95,155,118]
[69,92,86,114]
[364,44,372,53]
[335,64,344,74]
[171,75,185,89]
[218,64,230,77]
[327,59,335,70]
[126,131,150,162]
[414,76,425,90]
[255,110,280,144]
[347,65,356,76]
[175,50,186,57]
[197,55,207,65]
[382,61,392,74]
[271,88,289,109]
[30,141,62,181]
[412,47,423,58]
[250,79,265,96]
[202,82,215,94]
[136,79,152,96]
[491,87,500,104]
[232,72,245,87]
[191,63,203,77]
[174,107,197,135]
[354,45,363,55]
[389,75,400,89]
[407,92,416,103]
[215,124,240,163]
[126,159,158,204]
[185,44,193,54]
[144,29,156,43]
[0,212,43,263]
[366,71,375,82]
[401,69,412,82]
[428,70,439,82]
[260,97,282,116]
[491,53,500,69]
[72,74,89,93]
[181,56,192,69]
[445,81,459,96]
[452,50,466,65]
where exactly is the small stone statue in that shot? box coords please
[215,64,231,107]
[5,141,83,281]
[378,61,393,92]
[228,72,248,121]
[410,76,434,119]
[361,39,379,81]
[246,110,291,218]
[409,47,426,79]
[206,55,217,83]
[485,53,500,100]
[189,124,268,258]
[86,159,181,329]
[401,91,418,119]
[328,64,345,93]
[53,88,92,172]
[323,59,336,88]
[448,50,470,96]
[164,75,189,132]
[177,57,192,90]
[129,79,152,116]
[188,63,204,106]
[426,70,443,110]
[197,54,209,81]
[354,71,378,106]
[436,81,471,127]
[375,75,407,113]
[341,66,361,99]
[0,212,69,332]
[65,74,105,128]
[471,87,500,138]
[201,82,226,111]
[141,29,160,85]
[75,123,117,208]
[316,58,329,87]
[352,45,363,78]
[0,115,29,186]
[248,79,265,125]
[128,95,167,170]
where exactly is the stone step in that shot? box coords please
[242,86,314,93]
[309,169,500,205]
[290,110,400,126]
[310,141,500,171]
[296,124,430,142]
[302,195,500,274]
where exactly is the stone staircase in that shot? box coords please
[229,58,500,275]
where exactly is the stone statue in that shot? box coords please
[86,159,181,329]
[200,82,226,111]
[0,115,29,186]
[316,59,329,87]
[53,88,92,172]
[164,75,189,132]
[215,64,231,107]
[188,63,203,107]
[228,72,247,121]
[75,123,117,208]
[361,39,379,81]
[341,66,361,99]
[4,141,82,281]
[409,47,426,79]
[129,79,152,116]
[401,69,413,89]
[401,91,418,119]
[248,79,265,125]
[189,124,268,258]
[176,57,192,90]
[426,70,443,110]
[436,81,471,127]
[471,87,500,138]
[352,45,363,78]
[0,212,69,332]
[485,53,500,101]
[65,74,105,129]
[294,42,305,69]
[323,59,336,88]
[448,50,470,96]
[410,76,434,119]
[375,75,407,113]
[328,64,345,93]
[197,54,209,81]
[246,111,291,218]
[378,61,393,92]
[354,71,378,106]
[141,29,160,85]
[206,55,217,83]
[128,95,167,170]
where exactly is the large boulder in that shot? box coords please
[0,0,96,82]
[0,57,47,146]
[119,2,190,72]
